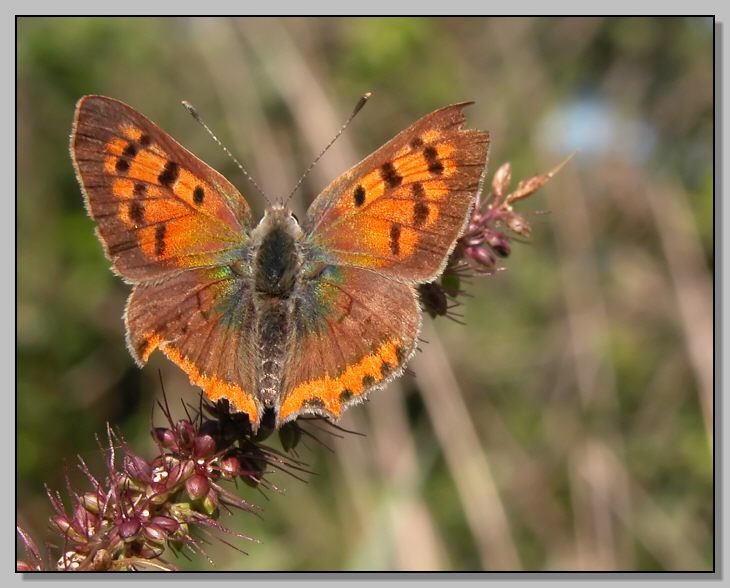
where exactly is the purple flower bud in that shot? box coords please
[194,434,217,459]
[118,517,141,542]
[150,515,180,534]
[464,233,486,247]
[153,427,178,450]
[185,474,210,501]
[220,453,243,478]
[467,220,482,233]
[485,231,511,257]
[465,245,497,271]
[168,459,195,487]
[142,523,168,545]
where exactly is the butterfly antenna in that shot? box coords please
[285,92,372,205]
[182,100,271,206]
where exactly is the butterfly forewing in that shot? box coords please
[71,95,252,282]
[305,103,490,283]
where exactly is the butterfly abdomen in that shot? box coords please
[256,299,291,409]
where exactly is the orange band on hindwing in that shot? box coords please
[279,339,407,421]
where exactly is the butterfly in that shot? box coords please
[70,95,490,431]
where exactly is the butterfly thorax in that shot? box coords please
[252,207,303,295]
[250,207,304,409]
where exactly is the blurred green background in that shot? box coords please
[17,17,713,571]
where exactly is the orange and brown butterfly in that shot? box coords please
[70,95,490,430]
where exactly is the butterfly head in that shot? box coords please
[254,204,303,238]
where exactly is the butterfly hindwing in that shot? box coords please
[71,95,252,282]
[125,265,262,423]
[305,103,490,283]
[277,265,420,424]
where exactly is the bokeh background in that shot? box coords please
[17,17,713,571]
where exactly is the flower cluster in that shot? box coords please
[418,157,570,318]
[17,398,315,571]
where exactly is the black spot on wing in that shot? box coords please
[133,182,146,197]
[413,201,429,227]
[411,183,425,199]
[354,185,366,207]
[389,223,401,256]
[410,137,424,149]
[154,224,166,257]
[423,145,444,175]
[115,157,130,173]
[411,182,429,227]
[380,162,403,188]
[158,161,180,187]
[193,185,205,205]
[129,200,145,225]
[123,143,138,158]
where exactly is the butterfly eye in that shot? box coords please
[290,212,299,223]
